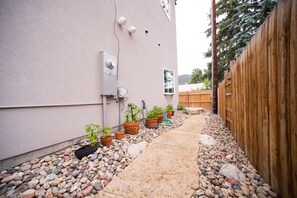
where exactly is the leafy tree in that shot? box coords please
[204,0,277,82]
[202,79,211,90]
[190,68,203,84]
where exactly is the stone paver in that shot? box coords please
[96,115,205,198]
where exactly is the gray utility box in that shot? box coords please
[99,51,117,96]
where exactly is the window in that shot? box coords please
[163,69,175,94]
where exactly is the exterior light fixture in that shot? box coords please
[118,17,127,26]
[128,26,137,34]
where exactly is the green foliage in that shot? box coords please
[190,67,211,84]
[146,109,158,119]
[101,126,111,138]
[177,104,185,111]
[190,68,203,84]
[202,79,211,90]
[124,103,142,123]
[165,104,173,113]
[85,123,100,146]
[152,106,164,116]
[204,0,277,82]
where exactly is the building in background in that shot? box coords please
[0,0,178,170]
[178,83,205,92]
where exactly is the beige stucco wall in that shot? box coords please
[0,0,178,163]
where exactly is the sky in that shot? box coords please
[175,0,211,75]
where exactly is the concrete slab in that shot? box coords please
[152,132,199,149]
[96,115,205,198]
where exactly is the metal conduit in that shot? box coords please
[0,102,109,110]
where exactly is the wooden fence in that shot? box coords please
[218,0,296,197]
[179,90,211,108]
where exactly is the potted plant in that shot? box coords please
[153,106,164,123]
[101,126,113,147]
[145,107,158,128]
[166,104,173,119]
[74,123,100,160]
[114,131,125,140]
[123,103,142,135]
[177,104,185,111]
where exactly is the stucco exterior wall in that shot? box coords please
[0,0,178,166]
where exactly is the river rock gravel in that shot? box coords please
[0,111,189,198]
[194,114,278,198]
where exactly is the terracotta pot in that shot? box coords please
[157,114,164,123]
[123,122,140,135]
[145,118,158,127]
[115,131,125,140]
[74,143,98,160]
[167,112,172,119]
[101,136,113,147]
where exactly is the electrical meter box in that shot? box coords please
[99,51,117,95]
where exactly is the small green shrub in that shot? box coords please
[177,104,185,111]
[152,106,164,116]
[165,104,173,113]
[101,126,111,138]
[124,103,143,123]
[146,109,158,119]
[85,123,100,146]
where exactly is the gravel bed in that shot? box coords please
[193,114,278,198]
[0,111,189,198]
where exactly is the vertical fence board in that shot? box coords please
[243,47,250,157]
[217,0,296,196]
[251,36,257,167]
[247,41,252,162]
[260,20,270,183]
[230,61,236,138]
[242,49,250,156]
[268,6,280,194]
[255,31,261,171]
[277,0,292,196]
[290,0,297,196]
[235,60,239,148]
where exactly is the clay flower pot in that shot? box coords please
[101,136,113,147]
[157,114,164,123]
[123,122,140,135]
[167,112,172,119]
[145,118,158,128]
[115,131,125,140]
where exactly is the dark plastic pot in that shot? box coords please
[74,143,98,160]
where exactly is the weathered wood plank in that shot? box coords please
[254,30,260,170]
[260,19,270,183]
[290,0,297,196]
[251,35,257,167]
[246,39,253,161]
[277,0,292,196]
[242,48,249,156]
[268,5,280,194]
